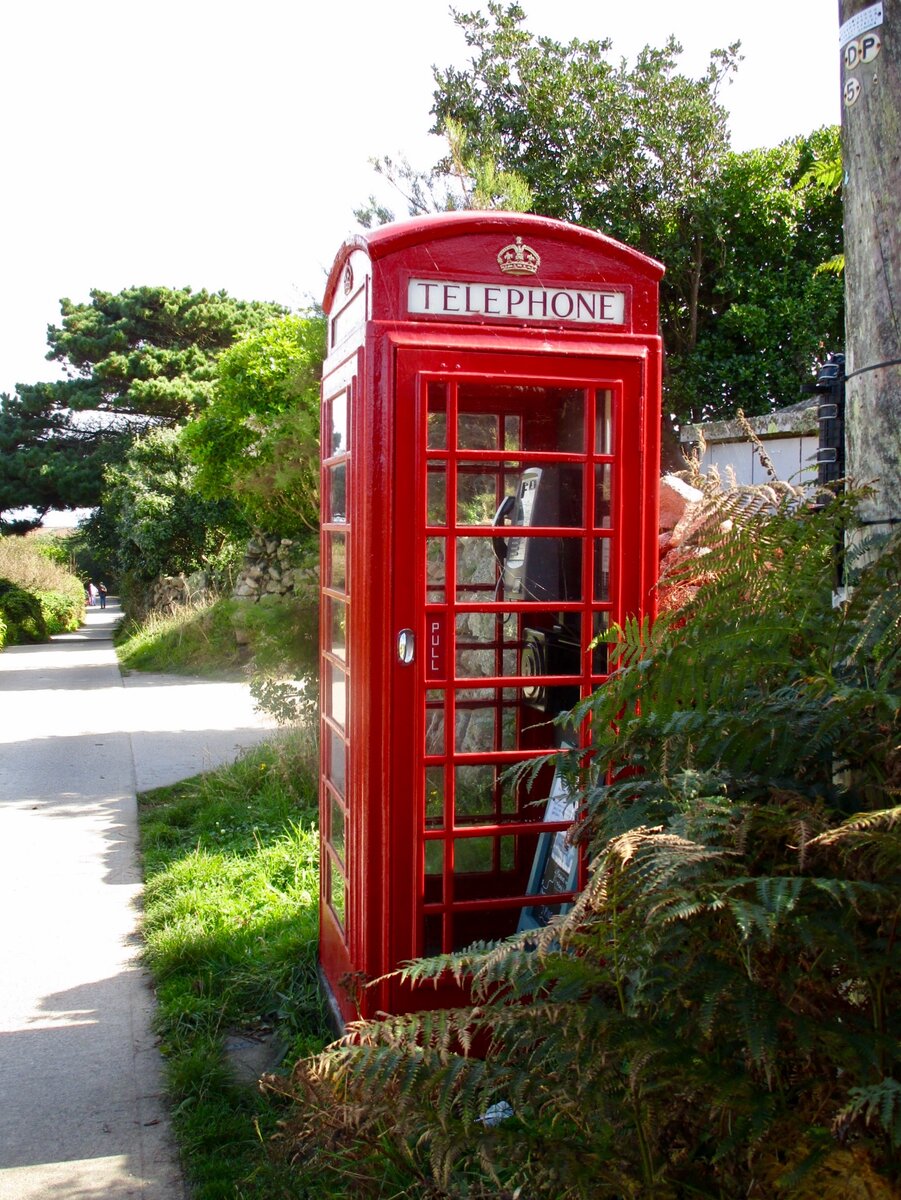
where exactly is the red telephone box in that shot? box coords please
[319,212,663,1024]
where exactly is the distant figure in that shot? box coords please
[98,582,108,610]
[87,581,98,606]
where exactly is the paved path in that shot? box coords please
[0,601,277,1198]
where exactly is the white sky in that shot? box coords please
[1,0,841,402]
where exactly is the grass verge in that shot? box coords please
[117,598,248,676]
[139,727,333,1198]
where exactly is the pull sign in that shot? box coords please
[426,615,446,680]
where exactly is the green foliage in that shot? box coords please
[115,597,249,677]
[138,732,331,1198]
[670,127,844,422]
[0,611,6,649]
[0,536,85,642]
[423,5,843,425]
[182,314,326,539]
[355,114,533,225]
[0,579,47,644]
[87,427,248,584]
[0,286,286,515]
[37,585,84,635]
[0,387,116,517]
[276,494,900,1198]
[40,286,287,422]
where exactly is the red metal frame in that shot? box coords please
[319,214,663,1023]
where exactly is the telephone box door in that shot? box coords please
[389,346,651,976]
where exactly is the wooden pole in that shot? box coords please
[839,0,901,539]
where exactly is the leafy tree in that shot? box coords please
[0,286,286,515]
[85,427,247,585]
[182,314,326,538]
[671,127,844,422]
[422,4,842,426]
[356,115,533,226]
[0,390,117,525]
[276,492,901,1198]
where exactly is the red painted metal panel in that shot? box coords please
[319,214,662,1022]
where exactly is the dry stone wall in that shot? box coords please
[231,536,299,601]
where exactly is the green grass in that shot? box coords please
[117,597,249,676]
[138,727,335,1198]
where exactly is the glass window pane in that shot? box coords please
[457,537,583,604]
[457,462,510,526]
[426,692,445,755]
[455,610,518,679]
[453,836,515,874]
[328,857,346,929]
[327,599,347,661]
[454,764,495,823]
[329,794,345,863]
[328,463,347,523]
[423,913,443,957]
[425,766,445,828]
[328,727,346,797]
[425,840,444,879]
[456,536,500,600]
[454,690,518,753]
[427,383,448,449]
[595,539,611,602]
[327,662,347,729]
[427,538,447,603]
[427,463,447,526]
[328,532,347,592]
[458,385,585,452]
[458,413,499,449]
[594,465,612,529]
[592,612,610,674]
[595,390,612,455]
[329,391,348,456]
[454,836,495,873]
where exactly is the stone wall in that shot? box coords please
[232,536,300,601]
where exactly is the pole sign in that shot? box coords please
[839,2,883,47]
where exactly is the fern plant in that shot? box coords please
[271,491,900,1199]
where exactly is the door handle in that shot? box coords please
[397,629,415,664]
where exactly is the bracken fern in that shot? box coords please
[272,491,900,1198]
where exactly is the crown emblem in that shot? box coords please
[497,236,540,276]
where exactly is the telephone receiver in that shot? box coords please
[492,467,544,599]
[492,493,517,565]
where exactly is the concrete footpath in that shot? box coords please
[0,601,277,1199]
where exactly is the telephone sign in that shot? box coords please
[318,212,663,1023]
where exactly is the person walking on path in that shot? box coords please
[98,581,108,609]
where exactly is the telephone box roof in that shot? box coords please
[323,211,664,312]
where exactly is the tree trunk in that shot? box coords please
[840,0,901,538]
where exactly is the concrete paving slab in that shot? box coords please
[0,600,279,1197]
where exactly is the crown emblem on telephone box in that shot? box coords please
[497,236,541,276]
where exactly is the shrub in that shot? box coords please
[0,536,86,641]
[0,535,81,594]
[273,492,901,1199]
[38,583,85,634]
[0,611,6,649]
[0,579,48,644]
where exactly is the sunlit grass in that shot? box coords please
[116,597,247,676]
[139,727,334,1198]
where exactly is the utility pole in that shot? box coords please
[839,0,901,540]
